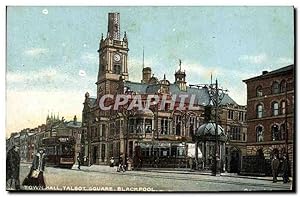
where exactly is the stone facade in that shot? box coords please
[81,12,247,170]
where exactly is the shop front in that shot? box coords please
[136,141,188,168]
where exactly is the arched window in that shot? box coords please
[256,104,263,118]
[176,123,181,136]
[272,102,279,116]
[280,124,286,140]
[272,81,280,94]
[280,80,286,93]
[271,124,281,141]
[256,86,263,97]
[256,126,264,142]
[281,100,286,115]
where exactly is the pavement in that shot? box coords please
[72,164,291,182]
[13,163,292,192]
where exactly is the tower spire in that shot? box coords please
[179,59,182,71]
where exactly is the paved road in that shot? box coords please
[18,164,292,192]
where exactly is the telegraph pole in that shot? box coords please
[214,79,219,175]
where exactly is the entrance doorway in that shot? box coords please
[230,148,240,173]
[93,146,98,164]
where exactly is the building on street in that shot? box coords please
[242,65,294,175]
[81,12,247,171]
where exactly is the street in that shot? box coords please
[18,163,292,192]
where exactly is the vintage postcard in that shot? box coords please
[6,6,295,192]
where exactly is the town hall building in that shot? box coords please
[81,13,247,172]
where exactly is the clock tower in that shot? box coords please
[96,13,129,97]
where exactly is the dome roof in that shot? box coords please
[135,109,154,117]
[196,122,224,136]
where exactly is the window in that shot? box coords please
[256,86,263,97]
[228,110,234,119]
[256,104,263,118]
[160,118,169,135]
[113,64,121,74]
[271,124,281,141]
[129,119,135,133]
[238,111,244,121]
[280,124,286,140]
[272,102,279,116]
[242,133,246,141]
[145,119,152,133]
[176,123,181,136]
[281,100,286,115]
[256,126,264,142]
[280,80,286,93]
[272,81,280,94]
[229,127,241,140]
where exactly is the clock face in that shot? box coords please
[113,53,121,62]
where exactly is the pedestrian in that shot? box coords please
[22,148,46,189]
[117,156,125,172]
[281,154,290,183]
[6,145,21,190]
[110,157,114,167]
[77,153,82,170]
[271,155,280,183]
[189,157,193,170]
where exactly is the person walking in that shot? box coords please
[117,156,125,172]
[271,155,280,183]
[189,157,193,171]
[6,146,21,190]
[77,153,82,170]
[110,157,115,167]
[22,148,46,188]
[282,154,290,183]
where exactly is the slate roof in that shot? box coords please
[243,64,294,83]
[124,81,237,106]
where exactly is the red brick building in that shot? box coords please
[243,65,294,168]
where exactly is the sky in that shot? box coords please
[6,6,294,137]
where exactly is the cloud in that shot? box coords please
[24,48,48,56]
[276,57,294,65]
[7,68,57,83]
[238,54,267,64]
